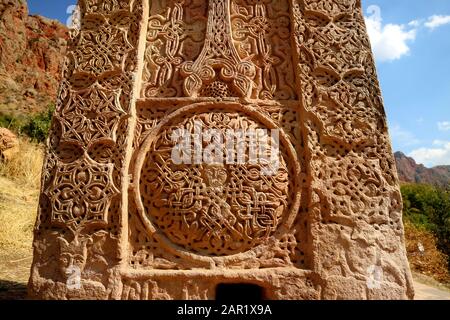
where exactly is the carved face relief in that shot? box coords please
[58,237,91,280]
[203,164,227,191]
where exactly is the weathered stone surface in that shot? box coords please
[29,0,414,300]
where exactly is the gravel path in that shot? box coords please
[414,280,450,300]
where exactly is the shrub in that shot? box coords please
[0,105,55,143]
[20,106,54,142]
[404,220,450,283]
[0,114,26,131]
[401,183,450,269]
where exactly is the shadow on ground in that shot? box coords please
[0,250,31,300]
[0,280,27,300]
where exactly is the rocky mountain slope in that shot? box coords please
[395,152,450,188]
[0,0,68,117]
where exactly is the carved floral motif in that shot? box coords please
[56,84,126,145]
[45,157,120,229]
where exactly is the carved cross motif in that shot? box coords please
[181,0,256,98]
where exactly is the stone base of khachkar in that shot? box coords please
[28,0,414,300]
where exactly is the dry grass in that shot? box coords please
[404,220,450,284]
[0,138,44,186]
[0,176,38,252]
[0,138,43,253]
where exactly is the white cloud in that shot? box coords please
[408,20,421,28]
[438,121,450,131]
[365,5,417,62]
[433,140,448,146]
[409,141,450,167]
[425,15,450,30]
[390,125,421,147]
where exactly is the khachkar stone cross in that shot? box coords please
[180,0,256,98]
[29,0,415,300]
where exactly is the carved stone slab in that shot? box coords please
[28,0,414,300]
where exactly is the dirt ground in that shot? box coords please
[0,250,32,300]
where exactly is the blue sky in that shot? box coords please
[27,0,450,167]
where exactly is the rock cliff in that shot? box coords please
[395,152,450,188]
[0,0,68,116]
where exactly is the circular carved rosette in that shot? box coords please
[134,103,301,259]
